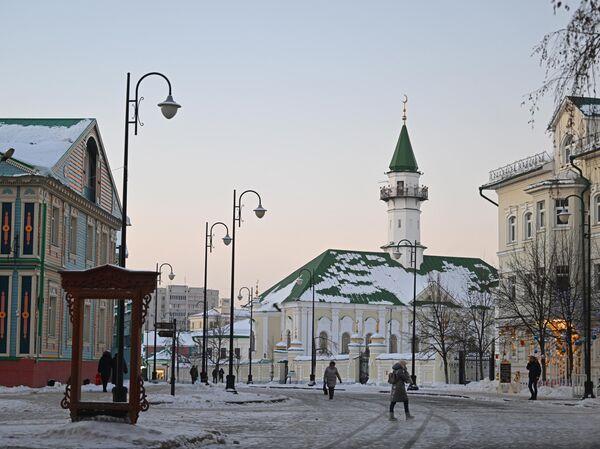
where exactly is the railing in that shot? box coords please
[488,152,552,184]
[380,185,428,201]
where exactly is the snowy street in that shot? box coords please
[1,383,599,448]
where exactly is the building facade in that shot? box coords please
[0,119,121,387]
[147,285,219,331]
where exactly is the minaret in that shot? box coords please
[380,97,427,267]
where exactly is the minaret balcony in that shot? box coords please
[380,185,428,201]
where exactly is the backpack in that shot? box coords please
[388,371,396,384]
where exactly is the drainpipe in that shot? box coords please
[479,186,498,207]
[36,202,47,361]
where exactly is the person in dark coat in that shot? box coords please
[323,361,342,400]
[97,351,112,392]
[526,355,542,400]
[389,361,413,421]
[190,365,199,384]
[212,367,218,383]
[111,352,128,385]
[218,368,224,382]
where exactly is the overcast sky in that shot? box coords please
[0,1,568,299]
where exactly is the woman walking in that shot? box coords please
[323,361,342,400]
[389,361,413,421]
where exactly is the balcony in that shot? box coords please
[380,185,428,201]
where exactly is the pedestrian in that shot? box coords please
[190,365,199,384]
[526,355,541,400]
[212,367,218,383]
[218,368,224,383]
[97,351,112,392]
[323,361,342,400]
[111,352,128,385]
[388,360,413,421]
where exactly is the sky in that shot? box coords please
[0,1,570,300]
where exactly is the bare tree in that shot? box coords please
[204,315,229,379]
[463,285,496,381]
[528,1,600,119]
[416,275,462,384]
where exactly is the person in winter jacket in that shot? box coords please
[323,361,342,399]
[526,355,542,400]
[111,352,128,385]
[97,351,112,392]
[389,360,413,421]
[212,367,218,383]
[190,365,199,384]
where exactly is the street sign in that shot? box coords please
[158,330,174,338]
[156,322,174,330]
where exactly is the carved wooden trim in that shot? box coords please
[65,293,75,323]
[141,294,151,325]
[139,376,149,412]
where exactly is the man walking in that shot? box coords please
[323,361,342,400]
[526,355,541,400]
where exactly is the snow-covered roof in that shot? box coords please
[0,119,93,169]
[258,249,496,309]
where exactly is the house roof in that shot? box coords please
[548,96,600,130]
[0,118,93,169]
[257,249,497,309]
[389,124,418,172]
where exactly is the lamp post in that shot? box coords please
[152,263,175,381]
[296,268,316,385]
[226,190,267,392]
[237,286,254,383]
[392,239,419,390]
[114,72,181,403]
[201,222,232,384]
[556,192,595,398]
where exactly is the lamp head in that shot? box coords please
[237,294,243,301]
[557,207,570,225]
[393,250,401,260]
[254,204,267,219]
[222,234,232,246]
[168,272,175,281]
[158,94,181,119]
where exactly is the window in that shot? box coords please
[537,201,546,230]
[100,232,108,264]
[234,347,241,359]
[596,196,600,224]
[207,347,213,359]
[524,212,533,239]
[556,265,570,294]
[86,224,94,261]
[555,199,568,225]
[508,275,516,301]
[398,219,402,229]
[341,332,350,354]
[220,347,227,359]
[83,303,91,343]
[286,330,291,349]
[98,307,106,342]
[508,216,517,243]
[562,134,573,165]
[47,293,57,337]
[51,206,60,245]
[389,334,398,353]
[595,264,600,290]
[69,215,77,255]
[319,331,328,352]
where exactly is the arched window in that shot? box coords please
[562,134,573,165]
[85,138,98,203]
[508,216,516,243]
[389,334,398,353]
[596,195,600,224]
[524,212,533,239]
[341,332,350,354]
[319,331,328,352]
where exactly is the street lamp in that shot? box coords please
[238,286,254,383]
[226,189,267,392]
[556,192,595,398]
[393,239,419,391]
[201,222,231,384]
[152,263,175,382]
[296,268,316,385]
[115,72,181,403]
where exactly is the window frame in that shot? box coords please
[507,216,517,243]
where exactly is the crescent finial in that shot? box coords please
[402,94,408,123]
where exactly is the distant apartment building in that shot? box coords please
[147,285,219,331]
